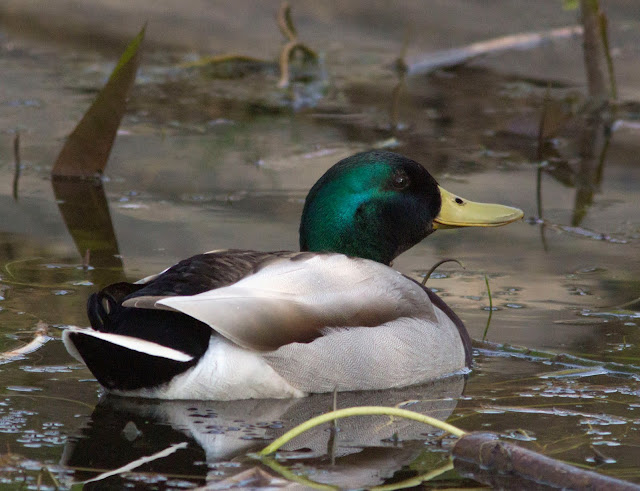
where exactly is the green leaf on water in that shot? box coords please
[51,25,145,178]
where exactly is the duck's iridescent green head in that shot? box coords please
[299,150,523,265]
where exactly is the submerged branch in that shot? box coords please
[453,432,636,490]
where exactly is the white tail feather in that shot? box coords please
[62,328,194,362]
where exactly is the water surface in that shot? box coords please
[1,2,639,488]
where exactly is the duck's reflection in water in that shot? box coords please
[62,374,465,488]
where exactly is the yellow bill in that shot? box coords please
[433,186,524,229]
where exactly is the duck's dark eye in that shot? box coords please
[392,172,410,190]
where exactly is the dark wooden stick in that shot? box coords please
[453,432,639,490]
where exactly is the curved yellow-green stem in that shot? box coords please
[258,406,467,456]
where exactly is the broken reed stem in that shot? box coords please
[276,1,298,88]
[259,406,466,455]
[277,2,297,41]
[595,130,611,185]
[536,85,552,162]
[536,164,544,220]
[275,2,318,88]
[13,132,21,201]
[481,275,493,342]
[278,42,313,88]
[580,0,608,99]
[422,258,464,286]
[598,10,617,100]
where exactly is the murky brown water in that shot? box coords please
[1,2,640,488]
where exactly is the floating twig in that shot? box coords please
[533,218,626,244]
[0,322,50,363]
[406,25,582,76]
[82,442,187,484]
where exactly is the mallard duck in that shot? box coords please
[63,150,523,400]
